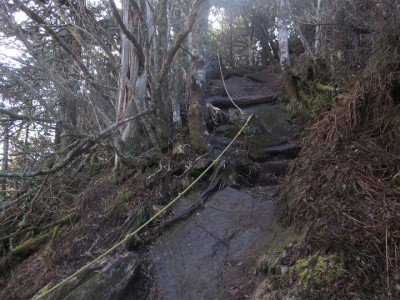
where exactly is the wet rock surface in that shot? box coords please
[148,188,275,299]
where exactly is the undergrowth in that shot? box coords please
[277,8,400,299]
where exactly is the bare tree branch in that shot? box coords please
[156,0,205,84]
[109,0,146,67]
[0,139,93,178]
[128,0,146,25]
[14,0,93,80]
[97,110,153,140]
[0,110,153,178]
[0,8,113,128]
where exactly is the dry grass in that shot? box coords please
[280,7,400,298]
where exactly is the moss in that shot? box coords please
[253,279,272,300]
[306,90,334,118]
[110,171,120,185]
[390,171,400,187]
[293,252,344,289]
[254,221,308,298]
[88,163,103,176]
[188,83,208,153]
[115,188,133,203]
[11,233,49,256]
[257,253,280,275]
[110,167,136,185]
[42,225,60,259]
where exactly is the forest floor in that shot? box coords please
[1,66,304,299]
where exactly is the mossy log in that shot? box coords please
[0,212,79,243]
[7,213,78,257]
[11,233,49,256]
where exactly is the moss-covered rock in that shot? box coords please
[293,252,344,289]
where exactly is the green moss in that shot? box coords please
[254,221,309,298]
[11,233,49,256]
[115,188,133,203]
[110,171,120,184]
[293,252,344,289]
[256,221,307,276]
[392,113,400,135]
[389,170,400,187]
[257,253,280,275]
[253,279,272,300]
[305,88,334,118]
[42,225,60,259]
[110,167,136,185]
[88,163,103,176]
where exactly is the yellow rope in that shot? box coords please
[33,114,253,300]
[217,54,245,115]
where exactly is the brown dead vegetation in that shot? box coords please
[281,10,400,298]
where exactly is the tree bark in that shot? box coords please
[276,0,290,71]
[1,123,10,194]
[187,0,210,153]
[314,0,322,57]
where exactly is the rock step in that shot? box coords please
[249,140,302,162]
[264,143,302,159]
[208,94,276,108]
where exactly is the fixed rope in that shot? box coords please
[34,113,253,300]
[217,54,245,115]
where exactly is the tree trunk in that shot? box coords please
[245,18,254,66]
[1,123,9,195]
[113,0,159,168]
[276,0,290,71]
[59,0,85,149]
[314,0,322,57]
[187,0,210,153]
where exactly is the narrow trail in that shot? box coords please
[144,66,302,299]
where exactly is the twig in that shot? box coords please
[386,225,392,300]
